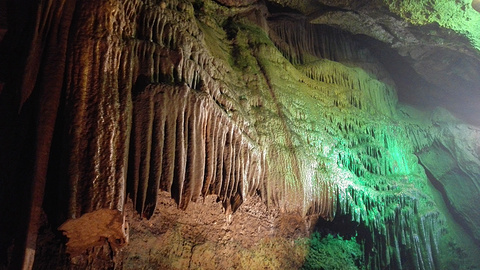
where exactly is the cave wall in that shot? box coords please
[1,0,480,269]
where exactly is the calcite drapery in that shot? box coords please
[1,0,480,269]
[129,84,264,218]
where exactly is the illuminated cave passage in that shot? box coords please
[1,0,480,269]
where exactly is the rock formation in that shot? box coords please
[1,0,480,269]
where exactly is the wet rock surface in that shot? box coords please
[1,0,480,269]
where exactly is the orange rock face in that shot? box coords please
[59,209,129,257]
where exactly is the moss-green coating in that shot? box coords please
[302,233,364,270]
[383,0,480,50]
[182,0,480,268]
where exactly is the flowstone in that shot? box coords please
[2,0,480,269]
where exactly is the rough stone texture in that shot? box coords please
[417,108,480,242]
[1,0,480,269]
[58,209,129,257]
[120,191,309,269]
[272,0,480,126]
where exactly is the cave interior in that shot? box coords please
[1,0,480,269]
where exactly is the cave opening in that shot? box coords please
[354,35,438,108]
[306,213,374,270]
[313,214,373,250]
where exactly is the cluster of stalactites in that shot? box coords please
[334,181,443,269]
[134,3,242,113]
[63,0,258,219]
[128,84,265,218]
[268,18,372,65]
[318,88,441,269]
[126,1,267,218]
[305,180,338,220]
[324,112,411,179]
[132,1,258,140]
[329,121,441,269]
[300,59,398,117]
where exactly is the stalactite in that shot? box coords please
[128,84,265,218]
[143,89,166,217]
[202,112,218,196]
[268,18,374,66]
[34,1,451,269]
[171,87,188,206]
[190,96,208,201]
[159,88,177,193]
[129,89,154,215]
[300,59,397,117]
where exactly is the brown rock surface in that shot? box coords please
[59,209,129,257]
[120,191,310,269]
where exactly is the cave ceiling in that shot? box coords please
[262,0,480,125]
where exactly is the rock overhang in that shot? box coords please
[265,0,480,126]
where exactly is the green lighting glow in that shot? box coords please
[383,0,480,50]
[193,1,480,267]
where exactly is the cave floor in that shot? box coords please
[119,191,313,269]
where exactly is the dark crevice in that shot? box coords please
[312,214,374,266]
[265,1,304,16]
[355,35,439,109]
[43,82,69,229]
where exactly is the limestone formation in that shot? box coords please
[1,0,480,269]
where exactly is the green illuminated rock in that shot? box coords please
[2,0,480,269]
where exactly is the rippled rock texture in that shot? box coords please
[1,0,480,269]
